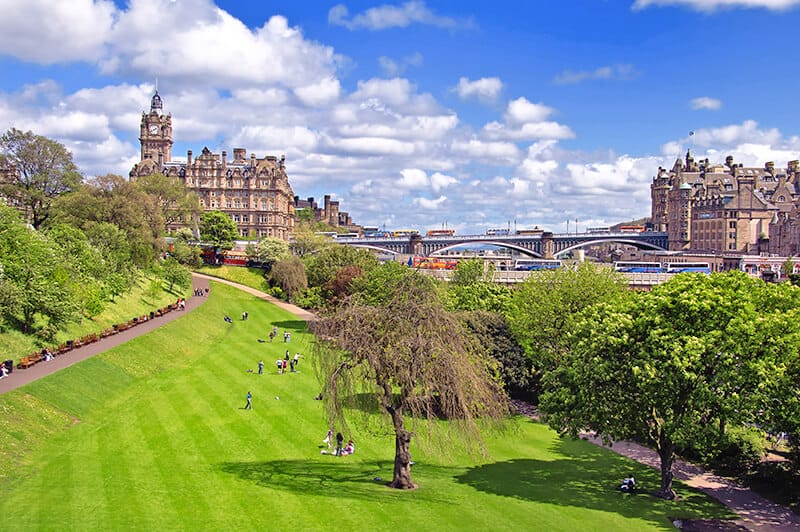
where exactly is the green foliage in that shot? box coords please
[0,282,735,528]
[541,271,800,498]
[161,257,192,292]
[460,311,535,401]
[292,285,325,309]
[446,282,512,313]
[0,128,82,229]
[451,258,492,286]
[349,260,429,306]
[687,425,766,477]
[255,236,290,265]
[507,262,629,374]
[304,245,379,292]
[269,257,307,300]
[135,173,200,232]
[169,239,202,267]
[199,210,238,250]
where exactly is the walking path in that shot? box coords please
[513,402,799,532]
[2,277,796,531]
[0,273,313,395]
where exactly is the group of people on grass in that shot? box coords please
[322,430,355,456]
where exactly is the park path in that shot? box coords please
[0,273,313,395]
[2,277,797,531]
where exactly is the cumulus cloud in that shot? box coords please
[453,77,503,102]
[328,1,471,30]
[479,98,574,141]
[690,96,722,110]
[413,195,447,209]
[553,64,638,85]
[0,0,115,63]
[632,0,800,11]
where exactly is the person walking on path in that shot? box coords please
[258,360,264,375]
[244,391,253,410]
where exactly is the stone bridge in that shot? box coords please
[335,231,669,258]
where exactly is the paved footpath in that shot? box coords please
[2,278,797,531]
[0,273,312,395]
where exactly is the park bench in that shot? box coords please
[17,355,34,369]
[57,343,71,354]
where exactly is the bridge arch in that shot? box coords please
[553,237,667,258]
[345,244,400,255]
[430,241,543,258]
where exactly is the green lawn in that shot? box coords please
[0,273,190,361]
[0,282,736,530]
[195,264,268,291]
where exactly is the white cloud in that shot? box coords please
[633,0,800,11]
[504,97,554,125]
[0,0,115,63]
[453,77,503,102]
[553,64,638,85]
[104,3,339,90]
[413,195,447,209]
[294,77,342,107]
[328,2,470,30]
[430,172,458,192]
[351,78,414,106]
[398,168,429,188]
[690,96,722,110]
[451,139,521,163]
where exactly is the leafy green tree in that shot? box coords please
[507,262,629,374]
[169,239,202,268]
[313,271,508,489]
[460,311,534,401]
[0,205,80,336]
[289,224,334,257]
[451,258,492,286]
[541,272,800,499]
[255,237,290,266]
[200,210,238,250]
[162,257,192,292]
[270,257,308,300]
[135,173,200,232]
[0,128,82,229]
[304,245,379,291]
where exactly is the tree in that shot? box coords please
[507,262,629,374]
[451,258,492,286]
[313,269,508,489]
[255,237,290,266]
[200,210,238,250]
[270,257,308,299]
[161,257,192,292]
[135,173,200,232]
[0,128,82,229]
[289,224,334,257]
[0,205,80,336]
[541,272,800,499]
[304,245,379,293]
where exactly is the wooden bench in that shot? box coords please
[17,356,34,369]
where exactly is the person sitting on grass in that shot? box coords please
[341,440,355,456]
[619,475,636,493]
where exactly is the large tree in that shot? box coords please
[199,210,238,250]
[313,267,508,489]
[0,128,82,229]
[541,272,800,499]
[507,262,629,374]
[135,173,201,232]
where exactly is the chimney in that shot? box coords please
[187,150,193,166]
[221,150,227,168]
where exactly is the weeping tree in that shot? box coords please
[312,268,508,489]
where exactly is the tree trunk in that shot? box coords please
[655,429,676,499]
[387,405,417,489]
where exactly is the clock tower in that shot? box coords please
[139,90,173,164]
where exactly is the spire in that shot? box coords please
[150,81,163,114]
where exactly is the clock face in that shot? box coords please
[149,125,159,135]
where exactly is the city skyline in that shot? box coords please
[2,0,800,234]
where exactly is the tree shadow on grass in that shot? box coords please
[218,459,454,502]
[454,438,737,524]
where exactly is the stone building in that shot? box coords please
[651,151,800,253]
[293,194,359,231]
[129,91,295,240]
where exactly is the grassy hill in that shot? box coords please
[0,281,735,530]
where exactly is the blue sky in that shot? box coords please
[2,0,800,234]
